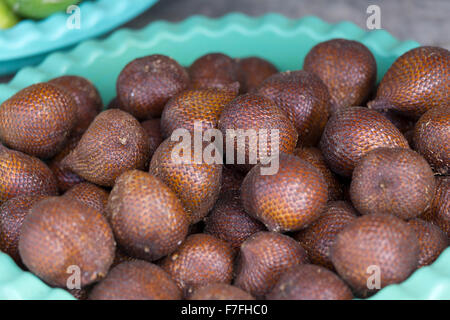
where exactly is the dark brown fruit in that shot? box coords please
[89,260,182,300]
[293,147,343,201]
[376,106,416,133]
[218,93,298,172]
[0,83,77,159]
[407,219,448,267]
[303,39,377,112]
[117,55,189,119]
[257,70,331,146]
[140,118,163,159]
[68,287,90,300]
[413,105,449,175]
[266,264,353,300]
[204,190,266,249]
[221,165,246,192]
[188,283,255,300]
[368,46,450,118]
[331,214,419,297]
[19,197,115,288]
[111,247,137,268]
[49,75,103,136]
[241,153,328,232]
[0,195,48,265]
[107,96,121,109]
[61,109,150,187]
[319,106,409,177]
[106,170,189,261]
[161,234,234,295]
[189,53,239,90]
[149,138,222,224]
[63,182,109,215]
[350,148,435,219]
[160,87,238,139]
[0,144,58,204]
[236,57,278,93]
[421,176,450,238]
[234,231,309,298]
[294,201,357,270]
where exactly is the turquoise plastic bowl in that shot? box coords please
[0,13,449,300]
[0,0,158,75]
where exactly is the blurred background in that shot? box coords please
[1,0,449,82]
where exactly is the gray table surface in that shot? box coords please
[1,0,449,83]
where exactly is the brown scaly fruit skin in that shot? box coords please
[319,106,410,177]
[234,231,309,299]
[0,144,59,204]
[161,233,234,296]
[49,75,103,136]
[0,195,48,266]
[266,264,353,300]
[188,283,255,300]
[421,176,450,239]
[160,87,238,139]
[149,138,222,224]
[376,105,416,134]
[111,247,137,268]
[236,57,278,93]
[140,118,163,159]
[106,170,189,261]
[294,201,358,270]
[117,55,189,119]
[62,182,109,215]
[413,105,449,175]
[368,46,450,119]
[204,190,266,249]
[218,93,298,172]
[331,214,419,297]
[61,109,150,187]
[293,147,343,201]
[221,165,246,192]
[0,83,77,159]
[68,287,91,300]
[19,197,116,288]
[257,70,331,146]
[89,260,182,300]
[303,39,377,112]
[350,148,435,220]
[189,53,240,90]
[407,219,448,268]
[241,153,328,232]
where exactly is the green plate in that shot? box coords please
[0,13,448,300]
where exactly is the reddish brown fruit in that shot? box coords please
[188,283,255,300]
[189,53,239,90]
[319,106,409,177]
[257,70,331,146]
[89,261,182,300]
[331,214,419,297]
[107,96,121,109]
[204,190,266,249]
[140,118,163,158]
[149,138,222,224]
[293,147,343,201]
[117,55,189,119]
[241,153,328,232]
[221,165,246,192]
[61,109,150,187]
[49,75,103,136]
[19,197,115,288]
[376,106,416,133]
[218,93,298,172]
[68,288,90,300]
[266,264,353,300]
[368,46,450,118]
[294,201,357,270]
[160,87,238,139]
[111,247,137,268]
[407,219,448,267]
[350,148,435,219]
[63,182,109,215]
[161,234,234,295]
[421,176,450,238]
[234,231,309,298]
[413,105,449,175]
[0,83,77,159]
[106,170,189,261]
[0,195,48,265]
[0,144,58,204]
[303,39,377,112]
[236,57,278,93]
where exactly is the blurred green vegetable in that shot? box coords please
[6,0,80,19]
[0,0,19,29]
